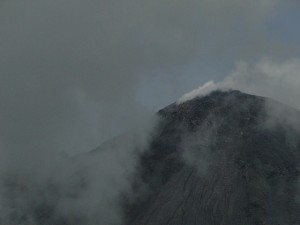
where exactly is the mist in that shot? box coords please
[179,58,300,109]
[1,0,300,224]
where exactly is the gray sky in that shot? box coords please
[0,0,300,154]
[1,1,300,224]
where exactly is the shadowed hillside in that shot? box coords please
[1,90,299,225]
[123,90,300,225]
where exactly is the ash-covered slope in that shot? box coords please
[123,90,300,225]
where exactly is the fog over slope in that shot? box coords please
[2,90,300,225]
[125,90,300,225]
[0,0,300,224]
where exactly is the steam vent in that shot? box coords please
[123,90,300,225]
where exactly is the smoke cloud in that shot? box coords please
[0,116,158,225]
[0,0,293,153]
[178,58,300,110]
[178,58,300,154]
[1,0,300,224]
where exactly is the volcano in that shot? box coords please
[123,90,300,225]
[2,90,299,225]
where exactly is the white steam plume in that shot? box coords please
[178,58,300,110]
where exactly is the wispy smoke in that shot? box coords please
[178,57,300,153]
[178,58,300,220]
[178,58,300,110]
[177,81,217,104]
[0,0,291,153]
[0,0,299,224]
[0,115,157,225]
[180,113,222,175]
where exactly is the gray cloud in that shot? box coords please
[0,116,158,225]
[0,0,293,152]
[181,58,300,110]
[1,0,299,224]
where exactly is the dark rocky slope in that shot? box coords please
[123,90,300,225]
[1,90,299,225]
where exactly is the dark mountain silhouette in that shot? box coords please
[123,90,300,225]
[1,90,300,225]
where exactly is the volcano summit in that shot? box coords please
[123,90,300,225]
[1,90,300,225]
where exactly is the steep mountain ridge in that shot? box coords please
[1,90,299,225]
[123,90,300,225]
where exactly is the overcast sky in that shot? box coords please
[1,0,300,154]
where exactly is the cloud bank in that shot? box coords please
[0,117,158,225]
[0,0,291,153]
[0,0,299,224]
